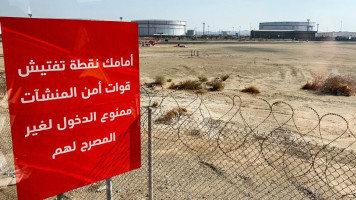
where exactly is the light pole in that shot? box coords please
[233,27,234,36]
[203,23,205,35]
[28,5,32,18]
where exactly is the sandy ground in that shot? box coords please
[1,41,356,199]
[137,41,356,199]
[139,41,356,147]
[140,41,356,116]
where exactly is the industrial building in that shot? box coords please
[260,21,316,31]
[251,21,317,40]
[251,30,317,40]
[186,30,196,37]
[132,20,186,36]
[317,32,356,40]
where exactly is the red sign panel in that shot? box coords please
[0,17,140,200]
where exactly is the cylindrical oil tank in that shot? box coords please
[132,20,187,36]
[259,22,316,31]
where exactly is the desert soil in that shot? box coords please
[139,41,356,148]
[140,41,356,115]
[1,41,356,199]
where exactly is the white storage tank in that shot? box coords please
[132,20,187,36]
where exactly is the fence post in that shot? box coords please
[57,194,64,200]
[106,178,113,200]
[148,106,153,200]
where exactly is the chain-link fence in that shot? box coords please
[0,83,355,199]
[139,87,356,200]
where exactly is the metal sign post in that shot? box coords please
[57,194,64,200]
[148,107,153,200]
[106,178,113,200]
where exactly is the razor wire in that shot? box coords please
[0,83,354,199]
[138,85,356,200]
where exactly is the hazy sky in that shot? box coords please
[1,0,356,32]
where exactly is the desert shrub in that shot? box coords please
[206,78,219,86]
[167,78,173,82]
[154,75,166,85]
[168,80,202,90]
[198,76,208,82]
[302,72,326,91]
[155,107,188,124]
[322,75,356,96]
[241,86,261,94]
[311,74,326,90]
[210,80,225,91]
[168,83,179,89]
[221,74,230,81]
[302,73,356,96]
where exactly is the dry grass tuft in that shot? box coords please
[221,74,230,81]
[322,75,355,96]
[210,80,225,91]
[241,86,261,94]
[155,107,188,124]
[302,73,356,96]
[168,83,177,89]
[302,72,326,91]
[311,73,326,90]
[168,80,202,90]
[302,82,313,90]
[198,76,209,82]
[166,78,173,82]
[154,75,166,85]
